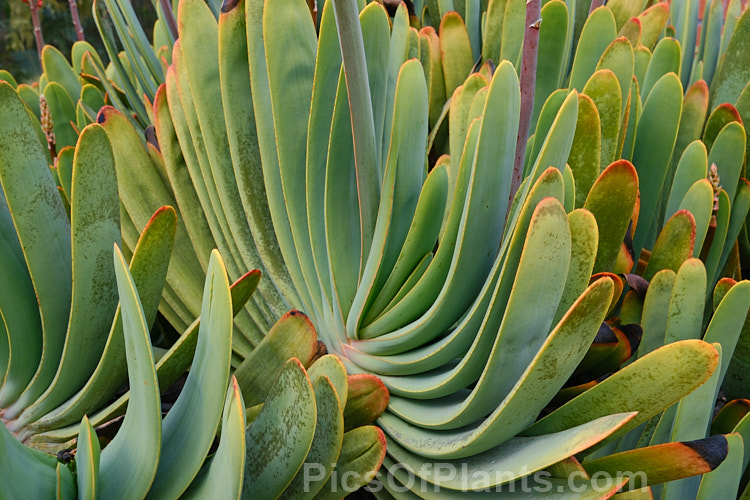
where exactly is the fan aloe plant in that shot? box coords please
[100,0,749,496]
[3,0,750,497]
[0,80,387,498]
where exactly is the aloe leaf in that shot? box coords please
[315,425,387,500]
[0,82,72,419]
[0,416,59,498]
[567,94,601,206]
[664,259,707,345]
[41,45,82,101]
[347,59,429,337]
[56,461,76,499]
[380,2,408,180]
[71,41,104,76]
[17,124,121,428]
[448,75,487,171]
[308,354,349,407]
[440,12,474,100]
[555,209,599,322]
[631,73,683,254]
[0,69,17,88]
[637,2,670,50]
[670,341,723,435]
[525,340,719,443]
[147,250,232,498]
[32,266,260,446]
[583,435,729,489]
[362,164,448,325]
[705,189,740,292]
[385,197,571,431]
[585,160,638,273]
[583,69,622,170]
[245,0,311,316]
[304,0,343,311]
[676,180,714,257]
[178,0,286,323]
[665,140,708,221]
[331,0,379,263]
[619,76,641,162]
[43,81,78,151]
[183,377,246,499]
[98,106,205,326]
[704,280,750,381]
[420,26,447,135]
[642,210,695,282]
[666,83,708,197]
[343,373,389,432]
[361,3,390,173]
[716,181,750,285]
[595,37,633,118]
[0,183,43,407]
[92,0,152,113]
[281,376,345,499]
[75,416,100,499]
[153,83,215,271]
[569,6,617,91]
[532,1,569,128]
[383,412,634,489]
[243,358,316,498]
[234,311,318,406]
[164,55,247,291]
[29,206,175,435]
[707,121,746,202]
[99,0,159,98]
[325,69,365,323]
[703,104,742,152]
[711,5,750,107]
[98,245,161,500]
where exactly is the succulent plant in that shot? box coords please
[0,79,387,498]
[3,0,750,497]
[108,0,749,496]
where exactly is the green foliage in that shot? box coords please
[2,0,750,498]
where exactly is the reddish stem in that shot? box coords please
[68,0,85,41]
[28,1,45,65]
[509,0,541,209]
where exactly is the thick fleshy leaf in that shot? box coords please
[75,416,100,499]
[234,310,318,406]
[583,435,730,489]
[97,245,161,500]
[183,378,246,499]
[585,160,638,273]
[243,358,316,498]
[525,340,719,443]
[0,82,72,418]
[147,250,233,498]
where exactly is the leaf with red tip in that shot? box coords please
[643,210,696,282]
[585,160,639,273]
[343,373,389,432]
[703,103,743,152]
[234,310,318,406]
[637,2,670,49]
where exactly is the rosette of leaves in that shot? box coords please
[0,80,387,498]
